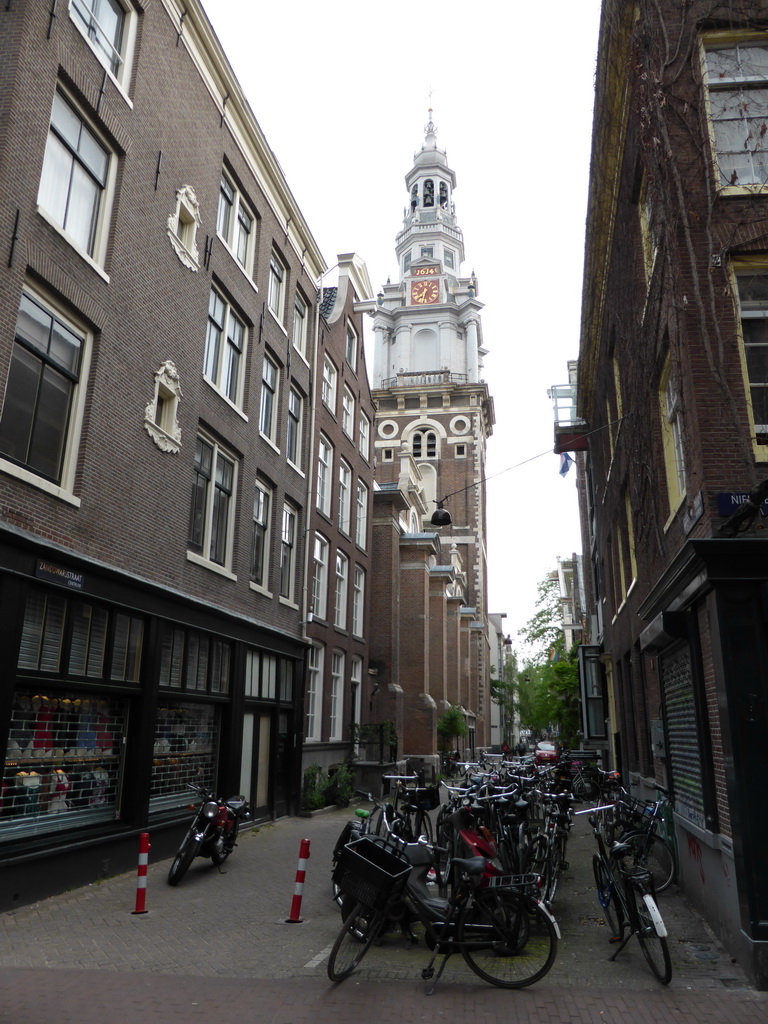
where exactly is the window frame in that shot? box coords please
[292,293,309,359]
[329,650,344,741]
[0,287,91,501]
[187,433,238,574]
[352,565,365,638]
[216,170,256,275]
[322,355,338,413]
[311,533,329,620]
[316,435,333,517]
[259,352,280,444]
[341,385,355,439]
[338,459,352,535]
[704,35,768,192]
[250,480,272,590]
[204,287,247,407]
[345,321,358,371]
[735,267,768,441]
[358,412,371,461]
[279,502,298,603]
[305,645,323,742]
[69,0,137,95]
[334,550,349,630]
[268,250,287,322]
[355,479,369,549]
[286,385,303,470]
[37,88,115,268]
[659,357,686,519]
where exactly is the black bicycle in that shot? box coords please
[587,812,672,984]
[604,790,676,893]
[328,833,558,993]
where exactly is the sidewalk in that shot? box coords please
[0,805,765,1023]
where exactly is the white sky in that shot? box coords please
[201,0,602,651]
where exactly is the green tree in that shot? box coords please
[517,572,581,748]
[436,704,468,754]
[490,646,518,745]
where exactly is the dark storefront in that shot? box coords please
[0,530,305,910]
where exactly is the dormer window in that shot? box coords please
[424,179,435,207]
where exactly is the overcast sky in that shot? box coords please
[201,0,603,652]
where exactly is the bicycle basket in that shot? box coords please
[332,835,410,911]
[413,785,440,811]
[617,796,657,830]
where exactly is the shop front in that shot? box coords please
[0,533,305,910]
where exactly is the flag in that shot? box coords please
[559,452,574,476]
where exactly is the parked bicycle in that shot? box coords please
[328,833,559,993]
[373,774,439,843]
[587,811,672,984]
[603,788,676,893]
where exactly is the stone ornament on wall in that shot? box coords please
[144,360,182,453]
[167,185,201,271]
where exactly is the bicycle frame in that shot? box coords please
[390,840,558,994]
[587,812,672,984]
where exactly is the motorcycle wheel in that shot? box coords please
[212,819,238,866]
[168,835,200,885]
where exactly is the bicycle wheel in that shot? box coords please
[497,836,518,875]
[621,832,675,893]
[327,900,380,981]
[526,833,548,876]
[459,889,558,988]
[593,853,620,938]
[631,885,672,984]
[542,834,565,905]
[434,816,456,892]
[415,807,434,843]
[572,770,599,801]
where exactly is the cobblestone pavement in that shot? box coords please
[0,803,766,1023]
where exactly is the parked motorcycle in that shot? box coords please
[167,776,251,885]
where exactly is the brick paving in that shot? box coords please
[0,804,766,1022]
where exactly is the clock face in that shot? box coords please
[411,279,439,304]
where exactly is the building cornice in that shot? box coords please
[159,0,325,280]
[578,0,635,417]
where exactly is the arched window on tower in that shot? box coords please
[423,179,434,207]
[411,185,418,210]
[439,182,448,209]
[412,428,438,459]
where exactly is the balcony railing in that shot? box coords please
[381,370,468,389]
[548,383,589,453]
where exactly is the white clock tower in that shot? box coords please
[371,111,495,753]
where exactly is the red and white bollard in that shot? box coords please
[285,838,310,923]
[132,832,150,915]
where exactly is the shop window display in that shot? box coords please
[2,691,126,840]
[149,702,218,813]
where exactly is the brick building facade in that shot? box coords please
[303,254,376,769]
[0,0,327,904]
[573,0,768,986]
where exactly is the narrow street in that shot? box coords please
[0,805,765,1023]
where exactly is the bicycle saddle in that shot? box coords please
[451,855,487,877]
